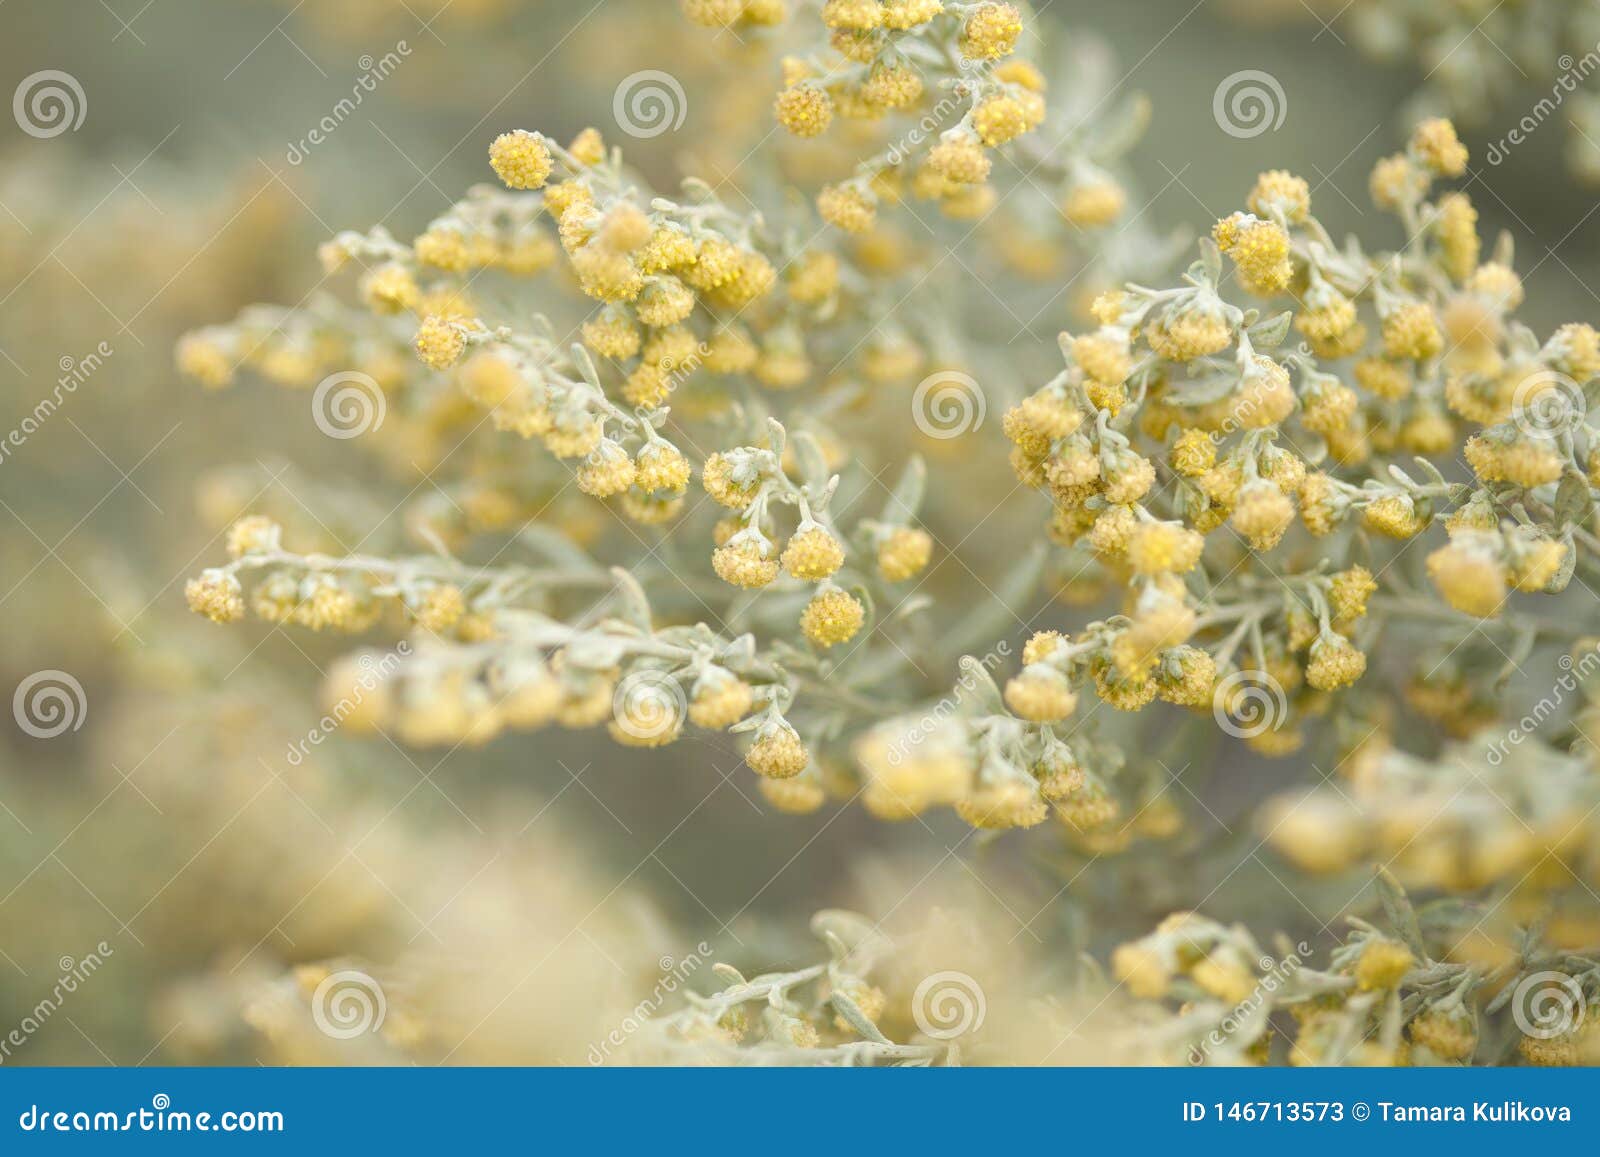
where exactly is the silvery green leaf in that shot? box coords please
[1247,310,1293,349]
[564,634,628,670]
[712,963,747,985]
[1553,470,1593,530]
[830,991,891,1045]
[1086,93,1150,163]
[1376,867,1426,958]
[955,654,1006,714]
[515,525,605,574]
[792,431,830,490]
[609,567,653,632]
[1199,237,1223,284]
[882,455,927,522]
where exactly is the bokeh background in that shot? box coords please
[2,0,1597,1064]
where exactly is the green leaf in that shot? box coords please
[881,455,927,523]
[1376,867,1427,958]
[830,990,891,1045]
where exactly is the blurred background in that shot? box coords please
[1,0,1596,1064]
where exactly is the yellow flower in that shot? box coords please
[800,587,865,647]
[488,129,553,190]
[775,83,834,137]
[782,525,846,580]
[877,527,932,581]
[959,1,1023,60]
[1306,634,1367,691]
[747,723,809,778]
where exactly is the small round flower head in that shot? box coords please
[1170,428,1217,476]
[1509,535,1566,592]
[1126,521,1205,574]
[1464,433,1563,488]
[1111,941,1172,999]
[688,668,754,730]
[1434,192,1481,282]
[576,439,637,497]
[746,721,809,779]
[959,1,1022,60]
[775,83,834,137]
[633,442,691,494]
[226,514,281,559]
[581,307,642,359]
[1545,322,1600,381]
[1426,535,1508,617]
[186,568,245,623]
[800,587,865,647]
[542,415,604,459]
[1022,630,1066,666]
[1410,117,1468,177]
[634,275,696,328]
[1004,664,1077,723]
[489,130,553,190]
[928,134,991,185]
[1409,1007,1477,1062]
[1213,213,1292,294]
[1247,169,1310,223]
[413,225,472,272]
[877,526,932,581]
[881,0,942,29]
[176,331,235,388]
[1306,633,1367,691]
[861,62,924,111]
[567,126,606,165]
[361,263,420,314]
[973,95,1033,146]
[1149,299,1232,362]
[1231,481,1295,551]
[413,584,466,633]
[414,315,466,370]
[760,772,828,815]
[782,525,846,580]
[1354,938,1415,991]
[956,780,1048,830]
[1061,177,1125,227]
[702,325,759,374]
[1157,645,1216,707]
[1354,356,1411,400]
[702,452,758,508]
[1382,301,1443,361]
[713,535,779,588]
[1362,493,1426,539]
[1327,565,1376,622]
[1300,381,1358,435]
